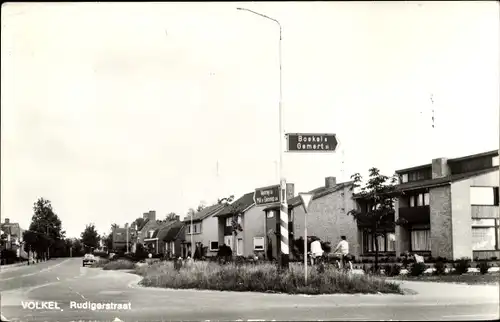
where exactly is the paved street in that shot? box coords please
[1,258,499,321]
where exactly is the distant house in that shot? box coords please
[1,218,28,259]
[111,227,131,252]
[215,192,268,258]
[163,222,186,258]
[136,211,160,246]
[143,218,181,255]
[182,204,225,258]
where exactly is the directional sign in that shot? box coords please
[254,184,281,206]
[286,133,338,152]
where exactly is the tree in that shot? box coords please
[347,168,404,272]
[218,195,235,205]
[80,224,100,253]
[24,198,65,261]
[103,232,113,251]
[111,223,119,230]
[196,201,207,212]
[133,218,145,229]
[165,212,178,222]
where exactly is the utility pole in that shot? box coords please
[46,225,50,260]
[237,7,288,270]
[126,223,129,254]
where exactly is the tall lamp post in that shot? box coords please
[237,7,289,269]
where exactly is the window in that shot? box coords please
[472,228,496,251]
[417,194,423,206]
[253,237,265,251]
[424,192,430,205]
[401,173,408,183]
[387,233,396,252]
[472,218,498,251]
[170,242,175,255]
[209,241,219,251]
[187,223,201,234]
[409,192,430,207]
[363,231,395,253]
[411,230,431,251]
[470,186,499,206]
[226,217,232,227]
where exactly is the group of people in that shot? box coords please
[308,235,353,270]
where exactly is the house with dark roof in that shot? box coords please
[393,149,499,260]
[286,177,357,258]
[143,219,182,255]
[214,191,269,257]
[182,203,225,258]
[163,222,186,258]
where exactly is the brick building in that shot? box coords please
[287,177,358,257]
[394,149,499,260]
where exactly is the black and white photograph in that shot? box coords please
[1,1,499,321]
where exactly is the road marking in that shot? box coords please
[75,292,86,299]
[1,314,10,321]
[57,277,60,280]
[113,317,123,322]
[0,259,70,281]
[248,320,265,321]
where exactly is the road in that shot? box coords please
[1,258,498,321]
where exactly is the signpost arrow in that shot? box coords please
[286,133,338,152]
[299,192,314,285]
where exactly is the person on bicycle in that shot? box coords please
[333,235,351,270]
[309,236,324,266]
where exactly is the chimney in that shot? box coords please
[4,218,9,224]
[325,176,337,188]
[149,210,156,221]
[286,183,295,200]
[143,212,149,219]
[175,215,180,222]
[432,158,450,179]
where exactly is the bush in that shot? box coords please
[434,261,446,275]
[477,262,489,275]
[92,258,110,268]
[1,249,18,265]
[102,259,135,270]
[491,257,498,261]
[383,264,401,277]
[410,262,426,276]
[453,258,471,275]
[135,261,402,295]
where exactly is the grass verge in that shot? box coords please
[134,261,402,295]
[393,272,499,285]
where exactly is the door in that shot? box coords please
[224,235,232,250]
[237,238,244,256]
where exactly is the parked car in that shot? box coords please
[82,253,96,267]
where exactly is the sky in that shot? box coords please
[1,1,499,239]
